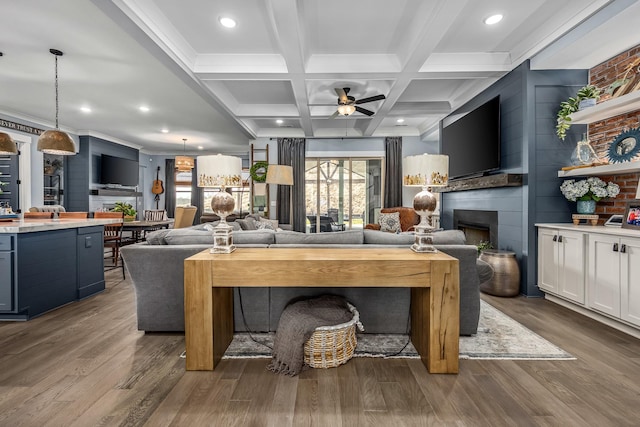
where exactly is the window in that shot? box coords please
[175,170,192,206]
[305,157,383,232]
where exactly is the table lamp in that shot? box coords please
[265,164,294,224]
[403,154,449,252]
[197,154,242,253]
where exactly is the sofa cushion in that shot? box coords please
[237,218,257,230]
[161,228,275,245]
[379,211,401,232]
[363,229,415,245]
[274,230,364,245]
[431,229,466,245]
[256,218,278,230]
[145,228,172,245]
[204,221,242,231]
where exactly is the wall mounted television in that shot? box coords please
[441,95,501,180]
[99,154,139,187]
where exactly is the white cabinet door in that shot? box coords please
[621,237,640,327]
[588,234,621,317]
[538,228,560,293]
[558,230,586,304]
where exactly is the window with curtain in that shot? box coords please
[175,170,192,206]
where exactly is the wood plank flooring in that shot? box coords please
[1,270,640,426]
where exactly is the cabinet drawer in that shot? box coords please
[0,235,14,251]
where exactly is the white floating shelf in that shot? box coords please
[569,91,640,124]
[558,159,640,177]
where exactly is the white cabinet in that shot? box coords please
[537,224,640,337]
[588,234,640,326]
[537,228,586,304]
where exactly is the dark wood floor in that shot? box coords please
[1,270,640,427]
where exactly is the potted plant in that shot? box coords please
[112,201,137,221]
[559,177,620,214]
[556,85,601,141]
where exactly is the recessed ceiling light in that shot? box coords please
[139,105,150,112]
[161,128,169,133]
[219,16,236,28]
[198,146,203,150]
[396,118,405,123]
[484,14,503,25]
[80,106,91,113]
[276,119,283,124]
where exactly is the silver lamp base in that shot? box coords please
[411,187,438,253]
[210,190,236,254]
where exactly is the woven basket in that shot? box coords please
[303,303,364,369]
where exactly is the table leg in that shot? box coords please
[411,258,459,373]
[185,258,214,370]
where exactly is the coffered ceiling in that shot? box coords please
[1,0,639,154]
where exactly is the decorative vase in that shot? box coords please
[578,98,597,110]
[570,134,599,165]
[576,200,596,214]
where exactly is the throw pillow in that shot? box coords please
[236,218,257,230]
[378,211,401,233]
[256,219,275,230]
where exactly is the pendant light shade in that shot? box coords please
[175,138,194,172]
[0,132,18,155]
[37,49,76,155]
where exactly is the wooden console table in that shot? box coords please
[184,247,460,374]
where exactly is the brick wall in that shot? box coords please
[588,44,640,218]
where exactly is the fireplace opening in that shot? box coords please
[453,210,498,248]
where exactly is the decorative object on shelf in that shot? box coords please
[606,127,640,164]
[197,154,243,253]
[560,177,620,215]
[572,214,599,226]
[175,138,194,172]
[576,200,596,214]
[249,160,269,183]
[403,153,449,253]
[37,49,76,155]
[112,201,137,221]
[622,200,640,230]
[604,56,640,99]
[570,133,600,165]
[0,132,18,155]
[556,84,601,141]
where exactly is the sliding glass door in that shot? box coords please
[305,158,383,232]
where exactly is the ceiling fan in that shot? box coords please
[329,87,385,118]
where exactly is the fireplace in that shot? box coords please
[453,210,498,247]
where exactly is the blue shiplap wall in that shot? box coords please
[441,61,587,296]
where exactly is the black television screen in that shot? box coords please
[100,154,139,187]
[441,95,500,180]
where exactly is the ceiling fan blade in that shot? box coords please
[356,94,386,104]
[355,106,374,116]
[329,110,340,119]
[335,88,348,104]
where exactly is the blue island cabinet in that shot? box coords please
[0,225,105,320]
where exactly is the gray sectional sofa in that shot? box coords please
[121,226,492,336]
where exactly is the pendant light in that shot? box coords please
[0,132,18,155]
[175,138,195,172]
[37,49,76,155]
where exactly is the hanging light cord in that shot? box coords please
[54,54,59,129]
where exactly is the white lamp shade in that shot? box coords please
[265,164,293,185]
[197,154,242,188]
[403,154,449,187]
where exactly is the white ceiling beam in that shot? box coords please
[194,54,288,74]
[364,0,469,136]
[265,0,313,136]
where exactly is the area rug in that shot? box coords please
[223,300,575,360]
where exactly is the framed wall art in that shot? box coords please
[622,199,640,230]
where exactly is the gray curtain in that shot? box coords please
[384,136,403,208]
[277,138,306,232]
[165,159,176,218]
[190,162,203,225]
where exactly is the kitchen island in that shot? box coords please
[0,218,120,320]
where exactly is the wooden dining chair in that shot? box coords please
[58,212,89,219]
[142,209,168,240]
[23,211,54,219]
[94,211,131,278]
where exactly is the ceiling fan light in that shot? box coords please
[37,130,76,155]
[484,14,503,25]
[337,104,355,116]
[0,132,18,155]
